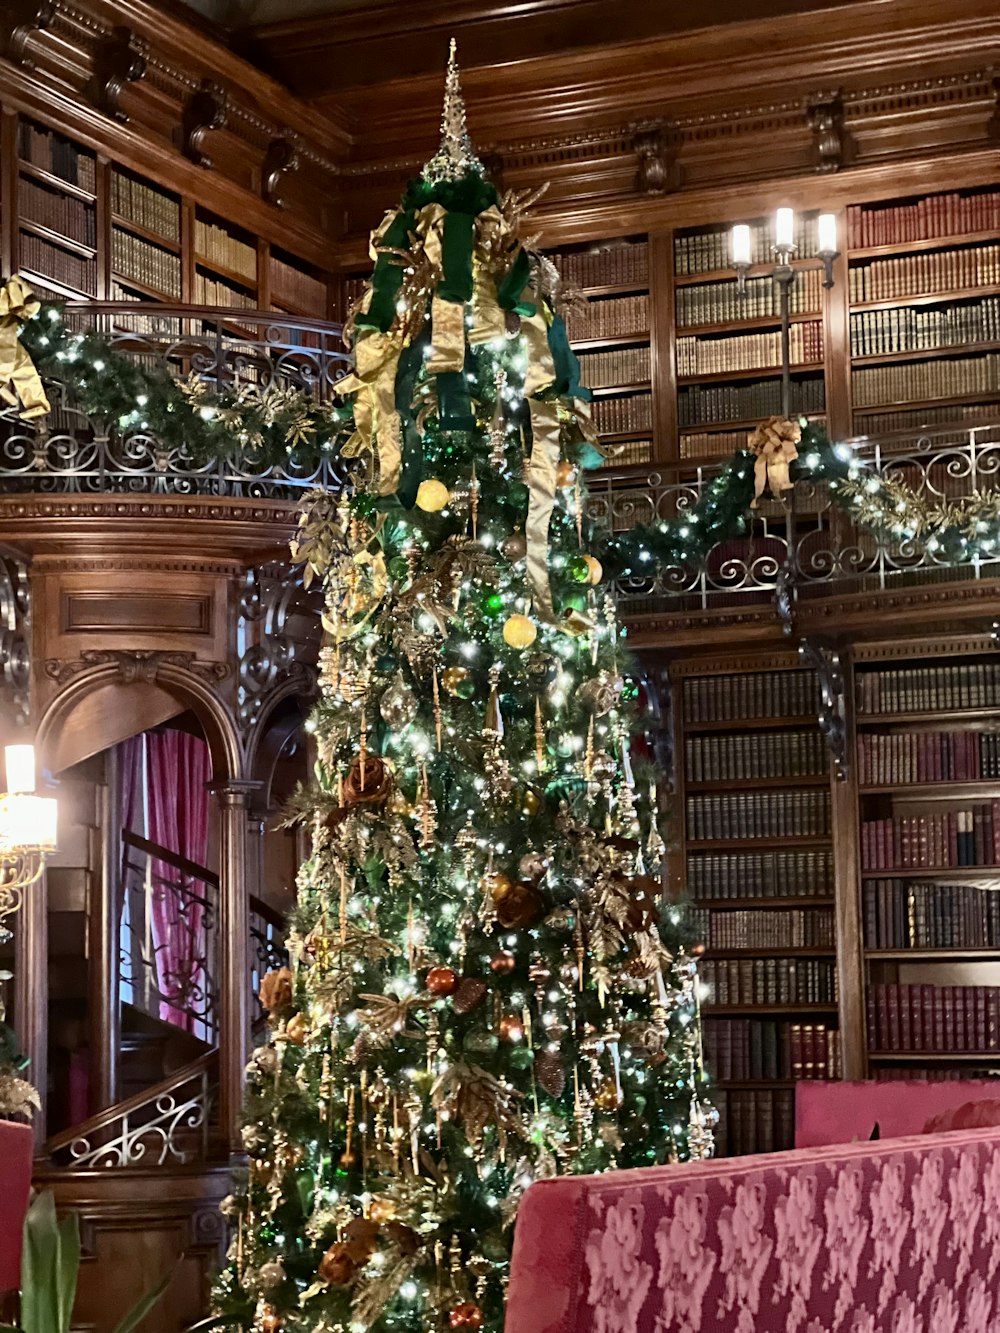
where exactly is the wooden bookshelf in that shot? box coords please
[676,657,838,1157]
[6,111,333,318]
[855,651,1000,1081]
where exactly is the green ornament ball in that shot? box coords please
[464,1031,500,1056]
[388,555,409,580]
[507,481,529,509]
[454,675,476,700]
[508,1046,535,1072]
[568,556,591,584]
[482,592,505,619]
[561,590,588,613]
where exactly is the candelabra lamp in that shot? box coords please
[0,745,57,941]
[730,208,839,418]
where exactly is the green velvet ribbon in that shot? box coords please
[437,363,475,433]
[440,211,477,304]
[547,313,591,402]
[388,327,429,511]
[497,249,533,314]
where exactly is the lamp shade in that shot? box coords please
[0,794,57,853]
[818,212,838,256]
[4,745,35,794]
[774,207,795,250]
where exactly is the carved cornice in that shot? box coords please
[44,648,230,686]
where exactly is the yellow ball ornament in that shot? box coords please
[415,479,450,512]
[502,613,537,649]
[583,555,604,585]
[556,460,576,489]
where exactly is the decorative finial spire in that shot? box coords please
[421,39,485,184]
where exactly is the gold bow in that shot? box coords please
[0,277,50,420]
[335,331,403,496]
[747,416,800,507]
[520,294,561,622]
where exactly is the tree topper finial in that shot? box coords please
[421,38,485,184]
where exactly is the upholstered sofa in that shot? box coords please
[506,1124,1000,1333]
[0,1120,33,1292]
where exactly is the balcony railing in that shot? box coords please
[0,303,351,499]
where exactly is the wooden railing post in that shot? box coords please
[212,779,258,1157]
[15,870,48,1149]
[89,746,121,1113]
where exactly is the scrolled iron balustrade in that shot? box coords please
[0,302,352,499]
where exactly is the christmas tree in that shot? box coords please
[213,43,713,1333]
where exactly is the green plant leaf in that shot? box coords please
[55,1210,81,1333]
[20,1192,60,1333]
[109,1267,175,1333]
[185,1316,251,1332]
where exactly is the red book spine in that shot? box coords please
[910,986,924,1051]
[887,984,901,1051]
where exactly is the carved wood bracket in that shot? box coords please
[182,78,228,168]
[631,120,681,195]
[44,649,229,687]
[4,0,57,67]
[89,24,146,123]
[806,89,850,173]
[262,135,300,208]
[799,638,848,781]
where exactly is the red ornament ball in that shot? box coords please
[426,966,459,996]
[449,1304,484,1330]
[490,951,516,975]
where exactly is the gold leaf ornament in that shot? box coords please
[0,277,50,420]
[747,415,801,507]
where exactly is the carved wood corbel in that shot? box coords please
[799,638,848,780]
[262,135,300,208]
[631,120,681,195]
[182,78,228,168]
[89,24,146,124]
[4,0,57,67]
[806,90,849,173]
[988,68,1000,142]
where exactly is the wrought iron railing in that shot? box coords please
[587,422,1000,612]
[251,896,289,1010]
[120,830,219,1044]
[46,1052,216,1168]
[0,303,350,498]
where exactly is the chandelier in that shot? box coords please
[0,745,57,941]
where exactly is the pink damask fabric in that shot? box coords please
[506,1126,1000,1333]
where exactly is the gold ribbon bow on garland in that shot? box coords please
[747,415,800,508]
[0,276,50,420]
[336,331,404,497]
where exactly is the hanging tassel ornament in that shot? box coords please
[490,369,508,468]
[433,666,443,751]
[535,695,545,772]
[419,762,438,850]
[470,462,479,541]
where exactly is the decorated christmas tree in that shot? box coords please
[212,44,713,1333]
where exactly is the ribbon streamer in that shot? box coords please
[336,332,403,496]
[525,399,562,623]
[0,277,50,420]
[748,416,800,507]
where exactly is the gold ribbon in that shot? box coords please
[335,331,403,496]
[415,204,466,375]
[0,277,50,420]
[520,295,562,622]
[469,206,507,346]
[747,415,800,507]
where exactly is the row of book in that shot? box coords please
[866,983,1000,1053]
[555,243,648,289]
[701,956,837,1006]
[873,1067,998,1081]
[576,346,650,390]
[602,440,652,467]
[850,298,1000,359]
[687,790,831,841]
[852,352,1000,408]
[565,295,648,342]
[678,429,748,459]
[111,171,180,243]
[857,729,1000,785]
[848,244,1000,304]
[19,122,96,193]
[19,178,96,248]
[684,671,820,722]
[679,375,825,427]
[858,661,1000,714]
[861,804,1000,870]
[19,233,96,295]
[674,219,820,275]
[111,228,182,299]
[854,403,999,434]
[686,729,827,782]
[674,271,821,328]
[698,907,835,950]
[704,1019,840,1081]
[677,322,823,378]
[712,1089,794,1156]
[270,256,328,314]
[194,273,256,310]
[863,877,1000,950]
[195,218,257,283]
[847,192,1000,249]
[687,848,834,901]
[591,394,653,435]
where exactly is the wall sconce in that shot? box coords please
[0,745,57,940]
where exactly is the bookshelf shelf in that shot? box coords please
[853,390,1000,416]
[705,946,837,958]
[857,708,1000,727]
[694,896,835,909]
[860,866,1000,880]
[18,159,95,203]
[867,949,1000,960]
[711,1079,798,1090]
[678,312,822,337]
[570,332,649,351]
[674,258,822,287]
[112,213,182,255]
[679,411,826,435]
[17,268,91,302]
[589,381,652,397]
[689,836,832,852]
[684,715,821,734]
[194,254,257,290]
[678,361,824,386]
[859,782,1000,799]
[868,1052,1000,1063]
[848,228,1000,260]
[687,774,829,792]
[576,281,649,298]
[704,1004,839,1016]
[18,217,95,258]
[852,341,1000,367]
[851,285,999,312]
[110,273,179,303]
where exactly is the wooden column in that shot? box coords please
[89,748,121,1113]
[15,870,48,1149]
[832,655,867,1081]
[214,780,256,1157]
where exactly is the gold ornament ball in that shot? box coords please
[285,1012,308,1046]
[415,479,450,512]
[441,665,470,695]
[490,950,516,975]
[556,460,577,489]
[426,965,459,996]
[520,787,542,817]
[486,871,514,901]
[260,1308,282,1333]
[583,555,604,585]
[502,613,537,649]
[499,1014,524,1042]
[368,1196,396,1223]
[595,1078,623,1111]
